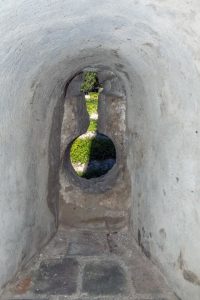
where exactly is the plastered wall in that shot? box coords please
[0,1,200,299]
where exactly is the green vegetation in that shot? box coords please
[85,92,98,115]
[69,79,116,179]
[70,137,93,165]
[70,92,99,165]
[88,119,97,132]
[85,92,98,132]
[70,135,116,165]
[80,71,99,94]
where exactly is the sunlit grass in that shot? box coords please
[88,119,97,132]
[70,137,93,165]
[70,91,116,178]
[85,92,98,116]
[70,92,99,164]
[70,135,116,165]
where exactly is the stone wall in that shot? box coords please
[59,70,130,230]
[0,1,200,299]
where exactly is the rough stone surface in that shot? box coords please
[33,258,78,295]
[0,1,200,300]
[59,71,130,230]
[2,228,177,300]
[82,261,127,295]
[66,230,109,256]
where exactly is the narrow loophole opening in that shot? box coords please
[69,71,116,179]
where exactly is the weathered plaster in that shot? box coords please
[0,1,200,299]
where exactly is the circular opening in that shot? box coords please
[70,132,116,179]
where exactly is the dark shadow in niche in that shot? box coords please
[81,133,116,179]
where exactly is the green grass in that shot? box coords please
[88,119,97,132]
[70,92,99,165]
[86,92,98,116]
[70,91,116,179]
[70,137,92,164]
[70,135,116,165]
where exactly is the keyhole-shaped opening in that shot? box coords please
[69,71,116,179]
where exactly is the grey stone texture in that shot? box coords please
[59,71,130,230]
[82,261,127,295]
[67,230,109,256]
[33,258,78,295]
[2,228,177,300]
